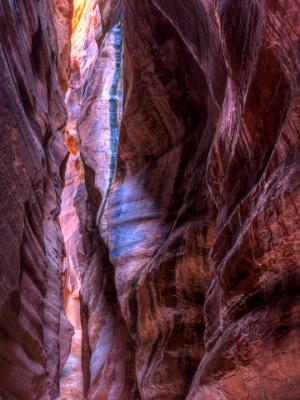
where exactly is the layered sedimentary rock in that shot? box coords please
[69,0,299,399]
[62,1,137,398]
[0,0,299,399]
[0,1,72,398]
[108,2,227,398]
[117,1,300,399]
[53,0,74,92]
[187,1,300,398]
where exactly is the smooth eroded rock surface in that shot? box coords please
[74,0,300,399]
[0,1,72,398]
[0,0,299,399]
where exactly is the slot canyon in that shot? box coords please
[0,0,300,399]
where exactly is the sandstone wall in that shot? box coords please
[0,1,72,398]
[0,0,299,399]
[79,0,300,398]
[62,0,136,398]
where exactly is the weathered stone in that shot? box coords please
[0,1,72,398]
[0,1,299,399]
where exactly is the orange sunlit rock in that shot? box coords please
[72,0,88,31]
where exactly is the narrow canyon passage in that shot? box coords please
[60,328,83,399]
[59,296,83,399]
[58,154,85,399]
[0,0,299,399]
[56,0,125,397]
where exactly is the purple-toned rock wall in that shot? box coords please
[0,1,73,398]
[0,0,299,399]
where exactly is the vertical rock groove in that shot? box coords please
[98,21,123,234]
[60,1,135,399]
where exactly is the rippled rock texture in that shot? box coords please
[62,1,137,398]
[72,0,299,399]
[0,1,72,398]
[117,1,300,399]
[187,1,300,398]
[1,0,299,399]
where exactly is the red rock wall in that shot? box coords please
[112,0,300,399]
[188,1,300,398]
[0,0,299,399]
[106,1,224,397]
[60,0,300,399]
[0,1,73,398]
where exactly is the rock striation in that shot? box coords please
[0,1,73,398]
[70,0,300,399]
[0,0,299,399]
[117,1,300,399]
[62,1,137,398]
[187,1,300,398]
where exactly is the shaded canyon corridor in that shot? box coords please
[0,0,299,399]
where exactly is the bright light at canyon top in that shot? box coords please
[72,0,88,32]
[70,0,100,63]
